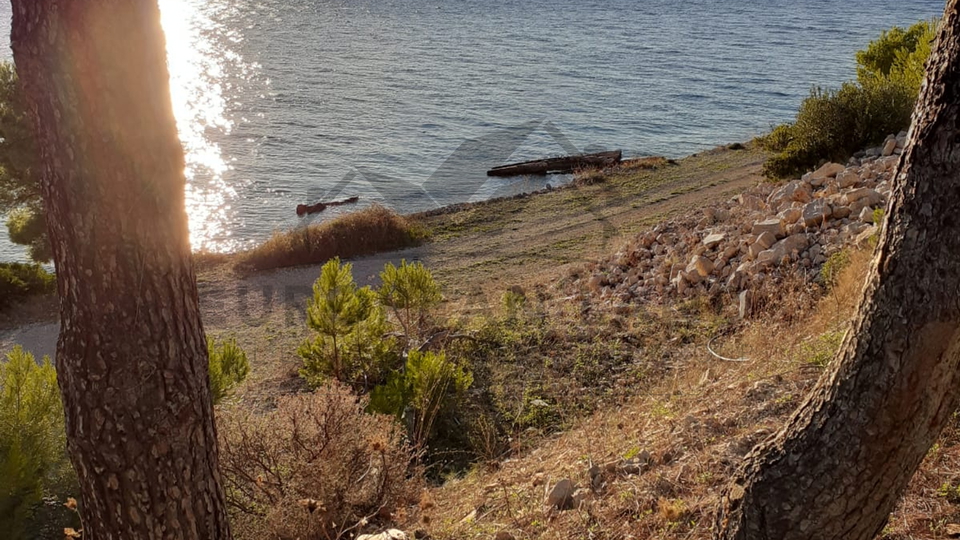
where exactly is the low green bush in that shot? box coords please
[762,81,915,178]
[761,20,935,179]
[369,350,473,449]
[208,336,250,405]
[0,346,76,539]
[298,258,401,391]
[0,262,55,309]
[378,259,442,345]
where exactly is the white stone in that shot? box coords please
[882,138,897,157]
[702,233,725,249]
[751,219,785,238]
[358,530,408,540]
[755,231,776,250]
[810,162,845,181]
[802,200,832,227]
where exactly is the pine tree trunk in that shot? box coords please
[715,4,960,539]
[10,1,232,538]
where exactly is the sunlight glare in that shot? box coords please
[159,0,237,252]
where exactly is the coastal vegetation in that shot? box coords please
[4,13,960,540]
[759,19,936,178]
[0,262,54,309]
[235,204,427,272]
[0,63,47,264]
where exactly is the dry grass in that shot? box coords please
[403,246,958,540]
[573,157,672,187]
[218,382,423,540]
[234,205,427,272]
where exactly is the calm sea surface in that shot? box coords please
[0,0,946,262]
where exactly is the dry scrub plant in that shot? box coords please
[218,383,422,540]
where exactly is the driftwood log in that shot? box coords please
[486,150,622,177]
[296,195,360,216]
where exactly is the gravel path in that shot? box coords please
[0,246,427,361]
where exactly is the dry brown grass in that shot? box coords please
[235,205,427,272]
[218,382,423,540]
[573,157,672,187]
[404,246,954,540]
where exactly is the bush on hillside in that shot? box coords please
[369,350,473,449]
[0,263,56,309]
[237,205,427,272]
[217,384,421,540]
[761,81,915,178]
[377,259,442,345]
[856,19,937,89]
[760,20,935,179]
[0,346,77,540]
[298,258,401,391]
[208,336,250,405]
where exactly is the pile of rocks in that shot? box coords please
[578,132,907,304]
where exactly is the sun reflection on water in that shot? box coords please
[159,0,239,252]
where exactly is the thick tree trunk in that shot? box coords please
[715,5,960,540]
[10,1,232,539]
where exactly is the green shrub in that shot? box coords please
[856,20,936,87]
[755,123,795,152]
[377,259,441,344]
[0,62,50,264]
[0,262,55,308]
[820,250,852,290]
[761,20,933,179]
[369,350,472,449]
[762,81,915,178]
[0,346,76,539]
[208,336,250,405]
[298,258,401,391]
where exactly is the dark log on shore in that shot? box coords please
[486,150,622,177]
[296,195,360,216]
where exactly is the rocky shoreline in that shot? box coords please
[574,132,908,308]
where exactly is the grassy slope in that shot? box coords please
[408,145,765,302]
[410,248,960,540]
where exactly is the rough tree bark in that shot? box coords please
[715,4,960,540]
[10,1,232,539]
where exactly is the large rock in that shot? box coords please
[775,233,809,256]
[755,231,776,250]
[755,234,809,268]
[702,233,725,249]
[687,255,715,278]
[779,207,802,224]
[738,194,764,211]
[802,199,832,227]
[882,138,897,157]
[545,479,576,510]
[809,162,845,181]
[769,181,812,205]
[842,188,883,207]
[751,219,785,238]
[836,169,859,189]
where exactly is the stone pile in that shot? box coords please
[578,132,908,304]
